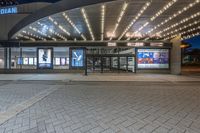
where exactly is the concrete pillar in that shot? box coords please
[170,35,181,75]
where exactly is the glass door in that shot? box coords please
[128,56,135,72]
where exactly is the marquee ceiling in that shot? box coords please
[12,0,200,42]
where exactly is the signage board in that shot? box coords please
[108,42,116,47]
[0,7,17,15]
[38,48,53,69]
[71,49,84,67]
[137,49,169,69]
[127,43,144,47]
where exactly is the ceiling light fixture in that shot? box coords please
[63,12,87,41]
[118,1,151,40]
[101,5,106,41]
[147,0,200,34]
[110,2,128,40]
[81,8,95,41]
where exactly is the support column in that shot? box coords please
[101,56,103,73]
[85,54,87,76]
[4,48,7,69]
[126,56,128,72]
[170,35,182,75]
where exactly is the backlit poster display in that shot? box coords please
[66,58,69,65]
[55,58,60,65]
[38,48,52,69]
[137,49,169,69]
[29,58,34,65]
[61,58,66,65]
[17,57,23,65]
[23,58,28,65]
[34,58,37,65]
[71,49,84,67]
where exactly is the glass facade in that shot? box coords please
[53,47,69,69]
[0,46,170,73]
[22,48,37,69]
[11,48,20,69]
[0,48,5,69]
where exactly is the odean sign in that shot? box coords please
[0,7,18,15]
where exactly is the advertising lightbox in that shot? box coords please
[17,57,23,65]
[61,58,66,65]
[71,49,84,67]
[23,58,28,65]
[55,58,60,65]
[38,48,53,69]
[29,58,34,65]
[137,49,169,69]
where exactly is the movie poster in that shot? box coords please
[137,49,169,69]
[61,58,66,65]
[38,48,52,69]
[71,49,84,67]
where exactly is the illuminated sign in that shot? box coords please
[71,49,84,67]
[127,43,144,47]
[137,49,169,69]
[150,43,164,47]
[38,48,53,69]
[0,7,18,15]
[108,42,116,46]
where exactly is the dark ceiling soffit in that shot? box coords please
[8,0,116,39]
[0,41,172,48]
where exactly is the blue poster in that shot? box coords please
[72,49,84,67]
[17,57,23,65]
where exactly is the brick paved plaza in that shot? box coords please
[0,75,200,133]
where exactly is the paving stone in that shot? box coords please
[0,82,200,133]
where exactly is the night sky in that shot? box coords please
[183,35,200,49]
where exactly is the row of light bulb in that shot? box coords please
[158,12,200,36]
[37,22,57,41]
[118,1,151,40]
[165,26,200,40]
[62,12,87,41]
[110,2,128,40]
[134,0,177,34]
[147,0,200,34]
[22,30,46,41]
[81,8,95,41]
[17,33,35,41]
[181,31,200,40]
[101,5,105,41]
[48,16,70,36]
[29,26,51,39]
[46,19,67,41]
[49,28,67,41]
[163,20,200,38]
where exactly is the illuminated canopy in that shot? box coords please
[9,0,200,42]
